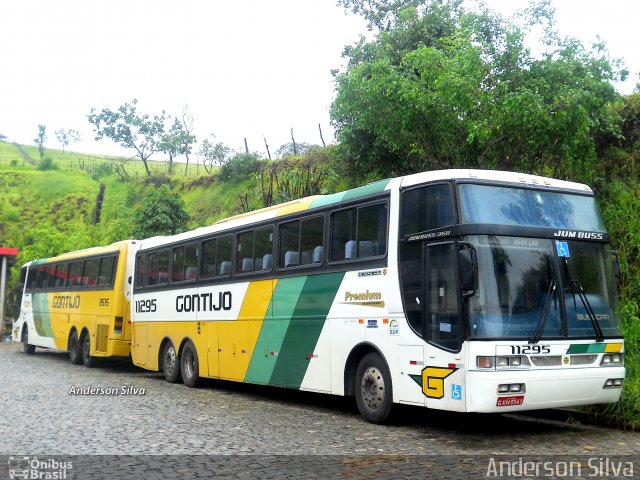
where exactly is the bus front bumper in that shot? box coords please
[467,367,625,413]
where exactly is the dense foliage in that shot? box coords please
[332,0,626,180]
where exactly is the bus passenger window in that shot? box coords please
[237,231,255,273]
[172,244,198,282]
[46,265,58,289]
[27,267,38,291]
[331,203,387,261]
[331,209,355,261]
[217,236,232,276]
[279,216,324,268]
[83,259,100,287]
[238,228,272,273]
[69,262,84,288]
[97,256,115,287]
[56,264,69,288]
[157,251,170,284]
[147,252,170,285]
[254,227,273,271]
[135,255,145,288]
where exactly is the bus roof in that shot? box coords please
[136,169,593,251]
[28,240,137,266]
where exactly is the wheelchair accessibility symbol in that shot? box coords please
[452,384,463,401]
[556,241,570,258]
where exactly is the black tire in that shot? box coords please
[68,331,82,365]
[163,341,182,383]
[355,352,393,424]
[81,333,95,368]
[22,326,35,354]
[180,342,200,388]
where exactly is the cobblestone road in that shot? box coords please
[1,343,638,478]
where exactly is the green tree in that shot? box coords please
[159,117,194,175]
[55,128,81,153]
[130,184,190,238]
[33,124,47,162]
[87,99,166,177]
[332,0,625,180]
[199,135,231,174]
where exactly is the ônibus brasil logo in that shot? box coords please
[8,456,72,479]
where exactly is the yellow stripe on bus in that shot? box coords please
[218,279,276,381]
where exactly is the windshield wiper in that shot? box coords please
[569,280,605,343]
[529,280,557,344]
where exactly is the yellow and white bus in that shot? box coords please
[130,170,624,423]
[13,240,138,367]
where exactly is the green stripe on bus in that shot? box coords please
[309,179,390,209]
[32,293,54,337]
[567,344,607,354]
[273,272,345,389]
[248,276,307,386]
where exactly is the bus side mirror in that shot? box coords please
[459,244,478,298]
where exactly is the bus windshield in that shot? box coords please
[458,184,606,231]
[466,235,622,339]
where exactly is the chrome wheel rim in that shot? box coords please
[164,346,176,374]
[361,366,385,411]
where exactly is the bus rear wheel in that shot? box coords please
[68,331,82,365]
[22,326,35,354]
[355,352,393,424]
[81,333,95,368]
[163,341,182,383]
[180,342,200,388]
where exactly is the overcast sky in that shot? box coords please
[1,0,638,160]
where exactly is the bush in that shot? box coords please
[218,153,260,183]
[38,156,57,171]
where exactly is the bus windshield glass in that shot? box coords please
[458,184,606,231]
[467,236,622,339]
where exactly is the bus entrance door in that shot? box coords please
[422,242,467,412]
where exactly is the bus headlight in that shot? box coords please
[603,378,624,389]
[496,356,530,368]
[600,353,624,366]
[497,383,525,394]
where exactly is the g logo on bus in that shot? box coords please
[422,366,458,399]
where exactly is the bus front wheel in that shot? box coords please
[163,341,182,383]
[355,352,393,424]
[68,331,82,365]
[81,333,95,368]
[22,326,35,354]
[180,342,200,388]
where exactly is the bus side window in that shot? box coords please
[83,259,100,287]
[67,262,84,288]
[135,255,146,288]
[26,266,38,291]
[201,235,233,278]
[56,264,69,288]
[97,256,115,287]
[171,244,198,283]
[331,203,387,261]
[400,184,456,237]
